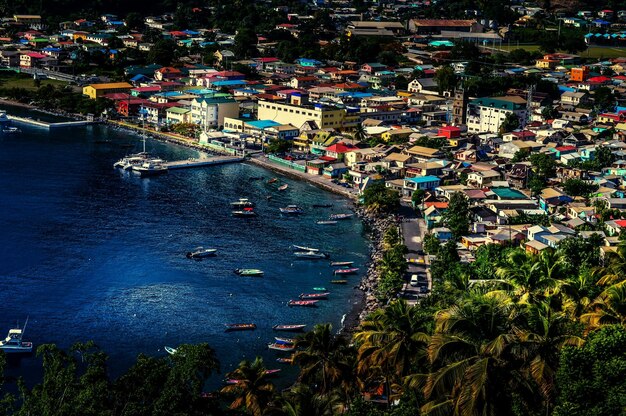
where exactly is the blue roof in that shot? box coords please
[130,74,150,82]
[212,80,247,86]
[246,120,281,129]
[406,175,441,184]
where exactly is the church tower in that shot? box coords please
[451,87,468,126]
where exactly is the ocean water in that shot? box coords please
[0,118,369,386]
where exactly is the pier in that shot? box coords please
[164,155,244,170]
[8,115,97,129]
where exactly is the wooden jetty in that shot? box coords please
[8,115,97,129]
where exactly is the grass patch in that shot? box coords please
[0,72,68,91]
[494,44,626,59]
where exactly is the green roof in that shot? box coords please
[166,107,190,114]
[470,96,526,111]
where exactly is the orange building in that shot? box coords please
[570,66,589,82]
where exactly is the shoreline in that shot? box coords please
[2,100,386,333]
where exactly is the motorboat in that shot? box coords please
[278,184,288,191]
[291,245,319,252]
[299,292,330,300]
[273,324,306,332]
[0,319,32,354]
[232,208,257,217]
[330,280,348,284]
[276,357,293,364]
[225,323,257,332]
[234,269,264,277]
[331,261,354,267]
[1,126,20,134]
[316,220,337,225]
[279,205,303,215]
[132,159,168,176]
[312,204,333,208]
[268,178,278,184]
[329,213,353,220]
[334,267,359,275]
[186,247,217,259]
[287,299,319,307]
[0,110,10,125]
[230,198,255,209]
[274,337,296,344]
[164,346,177,355]
[294,251,329,259]
[313,287,327,291]
[268,342,295,352]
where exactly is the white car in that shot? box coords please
[410,274,419,287]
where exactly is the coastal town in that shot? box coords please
[1,0,626,415]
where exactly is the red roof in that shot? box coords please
[439,126,461,132]
[424,201,449,209]
[156,66,181,74]
[325,143,358,153]
[555,145,576,152]
[587,76,611,83]
[614,219,626,227]
[255,57,279,63]
[319,156,336,161]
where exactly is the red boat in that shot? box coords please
[299,292,330,300]
[333,268,359,275]
[287,299,319,307]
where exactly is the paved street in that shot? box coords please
[399,201,431,303]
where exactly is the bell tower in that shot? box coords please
[451,87,468,126]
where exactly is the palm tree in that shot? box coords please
[409,292,526,416]
[351,123,367,143]
[221,357,275,416]
[355,300,430,405]
[511,301,583,412]
[581,281,626,330]
[272,384,342,416]
[292,324,355,397]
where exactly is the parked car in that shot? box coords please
[410,274,419,287]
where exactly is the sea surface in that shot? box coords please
[0,113,369,387]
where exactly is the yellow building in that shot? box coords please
[257,100,351,130]
[14,15,41,24]
[381,128,413,142]
[83,82,133,99]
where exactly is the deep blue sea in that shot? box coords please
[0,111,369,386]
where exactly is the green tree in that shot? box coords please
[562,178,599,197]
[553,325,626,416]
[422,233,441,255]
[434,65,457,95]
[530,153,556,180]
[442,192,470,240]
[411,189,426,208]
[541,105,559,120]
[499,113,520,134]
[234,27,259,59]
[265,138,291,154]
[593,86,616,112]
[147,39,177,66]
[511,149,530,162]
[361,182,400,215]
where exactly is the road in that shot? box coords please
[398,200,431,303]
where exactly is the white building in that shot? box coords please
[190,96,240,130]
[466,96,529,134]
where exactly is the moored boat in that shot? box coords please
[312,204,333,208]
[279,205,304,215]
[316,220,337,225]
[265,369,282,376]
[331,261,354,267]
[291,245,319,252]
[330,279,348,284]
[313,287,327,291]
[273,324,306,332]
[164,346,178,355]
[268,178,278,184]
[268,342,295,352]
[186,248,217,259]
[334,267,359,275]
[234,269,264,277]
[287,299,319,307]
[299,292,330,300]
[278,184,288,191]
[294,251,329,259]
[274,337,296,344]
[132,159,168,176]
[329,213,353,220]
[232,208,257,217]
[0,319,32,354]
[224,323,257,332]
[276,357,294,364]
[230,198,255,208]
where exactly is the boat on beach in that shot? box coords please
[287,299,319,307]
[186,247,217,259]
[224,323,257,332]
[294,251,329,259]
[330,213,353,220]
[278,184,288,191]
[230,198,255,208]
[330,280,348,284]
[331,261,354,267]
[273,324,306,332]
[299,292,330,300]
[0,318,33,354]
[316,220,337,225]
[334,267,359,275]
[279,205,304,215]
[268,342,295,352]
[291,245,319,252]
[234,269,264,277]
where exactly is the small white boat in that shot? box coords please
[0,318,33,354]
[234,269,264,277]
[2,126,21,134]
[316,220,338,225]
[164,346,178,355]
[280,205,303,215]
[230,198,255,208]
[291,245,319,252]
[132,159,168,176]
[330,213,353,220]
[278,184,288,191]
[186,247,217,259]
[294,251,329,259]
